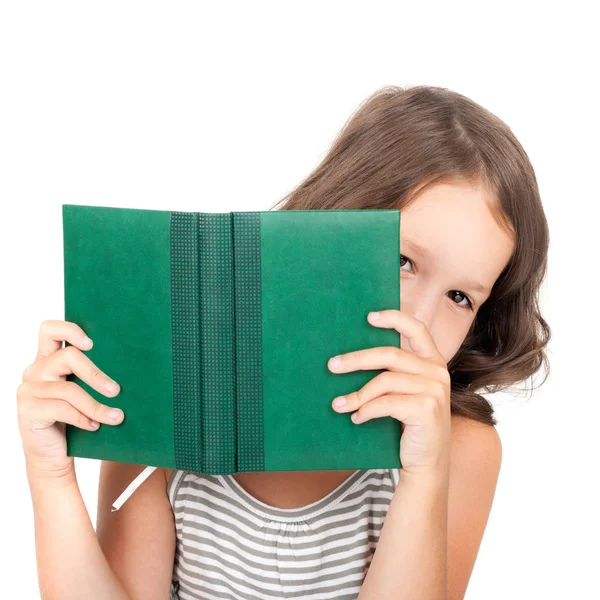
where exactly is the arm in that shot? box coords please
[28,461,130,600]
[18,320,176,599]
[358,416,502,600]
[28,461,175,600]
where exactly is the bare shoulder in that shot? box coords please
[96,462,176,599]
[163,467,174,486]
[450,413,502,469]
[446,415,502,599]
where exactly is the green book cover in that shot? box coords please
[62,204,402,474]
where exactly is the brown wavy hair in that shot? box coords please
[268,84,551,426]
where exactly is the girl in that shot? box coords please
[18,84,550,600]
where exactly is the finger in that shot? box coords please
[27,397,102,432]
[366,310,443,362]
[328,346,427,375]
[23,345,120,399]
[332,371,427,413]
[19,380,124,425]
[349,392,437,426]
[36,320,93,363]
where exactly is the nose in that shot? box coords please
[400,291,437,347]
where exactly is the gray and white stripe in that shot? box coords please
[169,467,400,600]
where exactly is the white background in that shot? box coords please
[1,2,598,598]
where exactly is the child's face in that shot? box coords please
[399,179,515,364]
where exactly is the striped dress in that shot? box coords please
[168,468,401,600]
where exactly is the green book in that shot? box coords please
[62,204,402,474]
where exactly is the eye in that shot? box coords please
[399,254,412,272]
[400,254,474,311]
[448,290,473,310]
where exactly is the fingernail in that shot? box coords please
[329,356,342,368]
[90,420,100,429]
[107,408,123,422]
[82,336,93,348]
[333,396,347,408]
[105,380,119,394]
[369,312,380,321]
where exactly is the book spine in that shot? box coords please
[232,212,264,472]
[171,212,202,471]
[197,213,237,474]
[171,211,265,474]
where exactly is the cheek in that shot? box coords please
[430,319,473,364]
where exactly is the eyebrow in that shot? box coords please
[402,238,491,295]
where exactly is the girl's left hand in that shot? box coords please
[328,309,452,479]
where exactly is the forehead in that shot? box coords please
[400,180,515,289]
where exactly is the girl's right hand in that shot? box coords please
[17,319,125,479]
